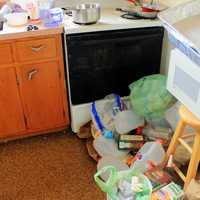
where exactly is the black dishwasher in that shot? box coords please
[66,27,164,105]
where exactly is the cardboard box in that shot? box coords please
[151,182,184,200]
[118,135,144,150]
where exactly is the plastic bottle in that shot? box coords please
[39,0,55,20]
[130,141,165,173]
[26,0,40,23]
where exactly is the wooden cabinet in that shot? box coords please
[0,44,13,65]
[0,67,25,136]
[19,61,65,130]
[16,37,57,62]
[0,34,69,140]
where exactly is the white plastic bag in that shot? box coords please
[91,94,124,135]
[114,110,144,135]
[97,156,129,181]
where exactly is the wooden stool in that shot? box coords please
[163,105,200,191]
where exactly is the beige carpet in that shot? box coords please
[0,132,105,200]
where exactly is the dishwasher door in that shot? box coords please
[66,27,164,105]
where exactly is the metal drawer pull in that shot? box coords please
[28,69,38,80]
[31,45,45,52]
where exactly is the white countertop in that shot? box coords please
[0,0,192,39]
[0,22,63,40]
[0,8,162,40]
[62,0,192,35]
[64,8,162,35]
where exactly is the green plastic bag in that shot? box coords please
[94,166,152,200]
[129,74,176,119]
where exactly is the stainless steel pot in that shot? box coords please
[70,3,101,25]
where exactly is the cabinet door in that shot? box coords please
[0,67,25,136]
[19,61,65,130]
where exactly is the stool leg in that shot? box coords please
[184,132,200,191]
[162,119,185,166]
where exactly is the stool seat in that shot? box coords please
[179,105,200,130]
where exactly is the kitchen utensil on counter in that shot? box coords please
[25,0,40,23]
[41,7,64,28]
[0,2,26,18]
[128,0,142,6]
[64,3,101,25]
[116,4,157,20]
[39,0,53,20]
[125,0,165,19]
[0,21,3,31]
[4,12,28,26]
[120,10,157,19]
[0,4,12,16]
[135,9,157,18]
[39,0,54,9]
[27,24,39,31]
[142,0,167,12]
[142,5,158,12]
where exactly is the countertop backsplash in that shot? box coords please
[54,0,193,8]
[54,0,130,8]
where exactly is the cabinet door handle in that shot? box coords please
[31,45,45,52]
[27,69,38,80]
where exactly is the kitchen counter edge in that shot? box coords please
[0,25,64,41]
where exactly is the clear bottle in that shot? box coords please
[26,0,40,22]
[39,0,51,20]
[39,1,53,27]
[130,141,165,173]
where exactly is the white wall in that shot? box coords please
[160,0,192,7]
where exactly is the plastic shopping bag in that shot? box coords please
[91,94,124,137]
[129,74,176,119]
[94,166,152,200]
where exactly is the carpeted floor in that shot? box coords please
[0,132,105,200]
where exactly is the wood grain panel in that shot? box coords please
[19,61,65,130]
[0,44,13,65]
[0,67,25,136]
[16,37,57,62]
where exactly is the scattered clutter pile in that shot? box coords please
[77,74,199,199]
[94,165,153,200]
